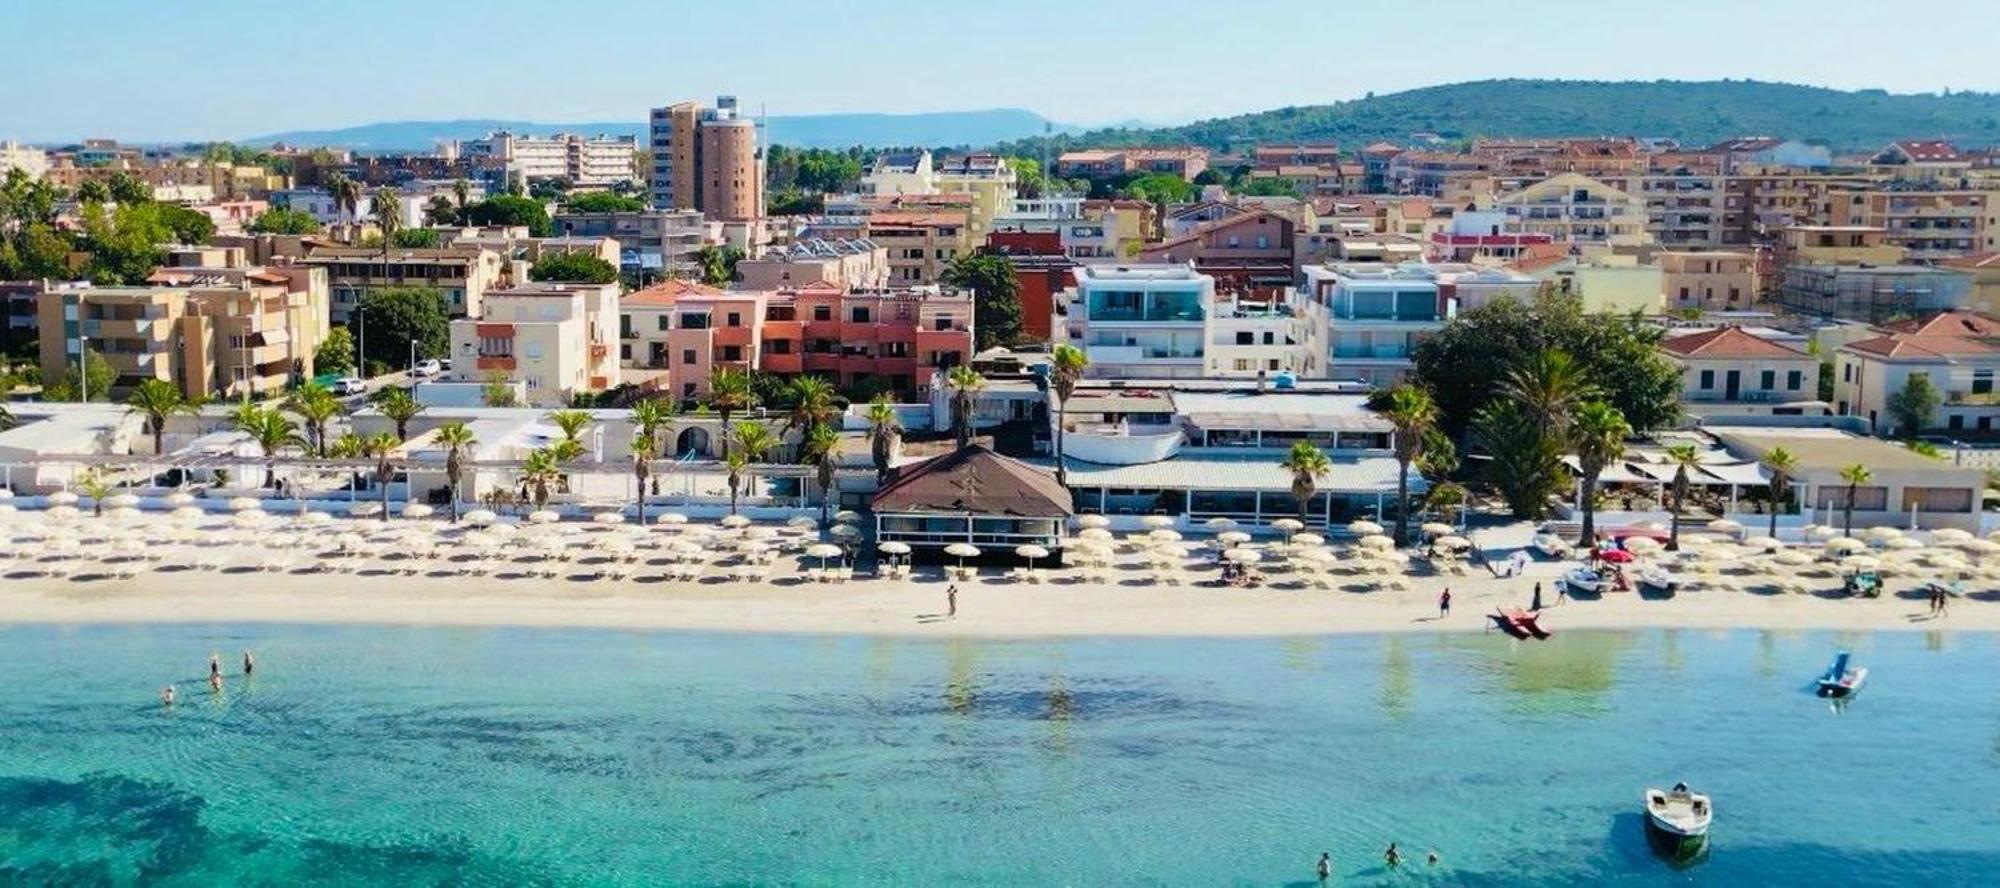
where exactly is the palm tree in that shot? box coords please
[725,421,776,515]
[371,386,425,441]
[371,186,401,262]
[1279,440,1332,524]
[1838,463,1873,536]
[78,471,110,518]
[865,394,901,483]
[546,409,593,448]
[1663,444,1703,551]
[803,422,841,526]
[706,368,756,461]
[630,430,655,526]
[1762,447,1799,539]
[1503,348,1597,435]
[361,431,400,522]
[782,376,840,442]
[1569,401,1631,547]
[547,437,586,465]
[520,448,560,510]
[1049,344,1088,485]
[125,378,198,455]
[1380,385,1438,544]
[233,407,306,488]
[630,397,675,494]
[451,177,471,224]
[945,365,986,450]
[325,174,360,230]
[285,381,344,455]
[433,421,477,522]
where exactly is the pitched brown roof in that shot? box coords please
[1881,310,2000,338]
[1844,311,2000,360]
[1660,327,1810,360]
[621,279,723,306]
[871,445,1074,518]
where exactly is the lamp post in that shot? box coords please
[77,334,89,402]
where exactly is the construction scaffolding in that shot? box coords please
[1773,263,1972,323]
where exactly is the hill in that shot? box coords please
[243,108,1072,153]
[996,80,2000,156]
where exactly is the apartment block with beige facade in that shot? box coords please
[446,282,620,407]
[734,238,888,290]
[1493,173,1652,249]
[647,96,763,221]
[302,245,505,322]
[1660,251,1758,312]
[36,276,330,400]
[1834,310,2000,436]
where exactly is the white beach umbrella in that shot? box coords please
[297,511,334,528]
[1077,527,1113,542]
[943,542,981,568]
[1932,528,1973,543]
[1270,518,1305,533]
[1357,534,1394,550]
[1824,538,1866,554]
[0,488,13,500]
[402,503,435,519]
[1223,548,1262,564]
[1291,532,1326,547]
[1958,538,2000,556]
[720,515,752,529]
[1624,537,1665,557]
[1141,515,1177,529]
[349,501,383,518]
[1805,525,1840,541]
[1419,522,1455,539]
[1217,531,1251,546]
[225,496,261,512]
[1741,536,1783,551]
[787,515,819,530]
[1772,550,1815,567]
[1203,517,1238,531]
[170,505,205,524]
[232,510,270,529]
[1015,544,1048,570]
[592,511,626,525]
[1706,518,1743,534]
[1884,537,1925,551]
[878,541,911,556]
[1863,526,1904,541]
[805,543,843,565]
[1347,519,1384,536]
[828,524,860,540]
[1153,544,1192,560]
[655,512,688,526]
[832,510,861,525]
[1434,535,1471,550]
[461,509,497,527]
[1148,528,1183,543]
[46,504,80,522]
[1077,515,1111,530]
[47,491,79,507]
[105,506,142,523]
[527,509,560,524]
[1296,547,1337,565]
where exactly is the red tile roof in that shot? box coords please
[1845,311,2000,360]
[621,279,723,307]
[1887,140,1963,162]
[1659,327,1810,360]
[1881,310,2000,338]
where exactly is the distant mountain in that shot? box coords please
[995,79,2000,155]
[242,108,1074,153]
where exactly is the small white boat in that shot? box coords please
[1644,783,1712,861]
[1533,533,1573,559]
[1816,650,1868,699]
[1638,565,1680,593]
[1561,566,1606,594]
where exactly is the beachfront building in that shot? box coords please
[302,245,505,322]
[1296,263,1458,386]
[459,131,637,187]
[1711,426,1987,531]
[445,282,621,407]
[1659,327,1825,420]
[1833,310,2000,435]
[872,445,1073,553]
[1060,264,1213,380]
[34,277,331,400]
[1056,381,1411,529]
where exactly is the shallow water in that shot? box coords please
[1,624,1997,885]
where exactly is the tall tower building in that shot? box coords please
[648,95,765,221]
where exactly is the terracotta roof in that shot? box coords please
[870,445,1074,518]
[1505,242,1572,273]
[1137,210,1290,255]
[621,279,723,307]
[1887,140,1963,162]
[1844,311,2000,360]
[1660,327,1810,360]
[1881,310,2000,338]
[1707,137,1784,153]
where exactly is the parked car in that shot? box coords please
[411,359,442,378]
[331,377,367,396]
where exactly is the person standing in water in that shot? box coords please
[209,653,221,680]
[1428,849,1440,867]
[160,685,176,706]
[242,651,255,675]
[208,671,222,692]
[1316,852,1332,882]
[1385,843,1402,868]
[946,584,959,620]
[1437,588,1451,618]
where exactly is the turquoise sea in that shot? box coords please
[1,624,1998,885]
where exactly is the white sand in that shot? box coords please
[1,537,1989,638]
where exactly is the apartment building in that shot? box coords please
[552,208,708,278]
[856,150,1019,238]
[460,132,637,187]
[1660,251,1759,312]
[1493,173,1652,249]
[734,238,888,290]
[1384,152,1494,201]
[35,277,330,400]
[1060,265,1214,379]
[1054,147,1209,182]
[1774,263,1971,324]
[1248,144,1353,196]
[1834,311,2000,434]
[1634,169,1727,247]
[1871,140,1973,180]
[1297,264,1458,386]
[1777,225,1907,270]
[867,209,972,285]
[0,140,49,179]
[1720,170,1879,248]
[1828,186,1994,261]
[302,245,505,322]
[1424,210,1555,263]
[1660,327,1822,419]
[1941,253,2000,316]
[648,96,764,221]
[1134,211,1296,299]
[446,282,620,407]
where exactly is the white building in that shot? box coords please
[1297,263,1459,386]
[461,132,637,187]
[1,140,50,179]
[445,282,621,407]
[1060,265,1214,379]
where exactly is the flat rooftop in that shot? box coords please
[1712,427,1976,474]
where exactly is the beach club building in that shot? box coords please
[871,445,1074,553]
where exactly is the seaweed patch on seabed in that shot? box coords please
[0,773,560,885]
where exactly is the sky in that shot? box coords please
[7,0,1999,143]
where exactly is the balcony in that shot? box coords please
[589,343,609,360]
[476,355,516,371]
[1061,421,1185,466]
[475,323,515,338]
[1946,390,2000,406]
[762,352,803,374]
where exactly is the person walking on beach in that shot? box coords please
[1316,851,1332,882]
[1437,588,1451,619]
[242,651,255,676]
[1531,583,1543,611]
[946,584,959,620]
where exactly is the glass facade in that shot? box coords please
[1085,288,1205,323]
[1332,287,1440,321]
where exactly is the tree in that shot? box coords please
[1663,444,1703,551]
[946,365,986,449]
[1503,348,1597,433]
[55,347,116,402]
[630,398,676,465]
[285,382,345,455]
[75,180,110,205]
[315,326,356,376]
[547,409,593,449]
[391,228,438,249]
[1381,385,1439,545]
[866,395,901,483]
[434,421,477,522]
[355,286,450,371]
[1007,157,1047,199]
[1762,447,1799,539]
[125,378,199,455]
[519,448,560,510]
[725,421,776,515]
[529,252,619,284]
[803,422,840,525]
[1239,176,1301,197]
[361,431,400,522]
[107,172,151,205]
[160,205,216,244]
[249,207,323,234]
[706,368,757,460]
[2,223,76,280]
[561,191,646,213]
[325,174,361,228]
[1280,441,1332,524]
[77,470,111,518]
[1569,401,1632,547]
[371,385,426,441]
[452,178,472,224]
[939,253,1022,349]
[465,195,552,236]
[423,196,458,227]
[1886,373,1940,438]
[630,430,654,526]
[371,187,402,260]
[1471,399,1562,519]
[781,375,840,446]
[77,201,171,285]
[1838,464,1873,536]
[481,373,519,407]
[233,407,306,487]
[1120,173,1195,203]
[691,245,743,286]
[1049,344,1089,485]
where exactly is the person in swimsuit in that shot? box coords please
[161,685,176,706]
[946,585,958,619]
[1316,852,1332,882]
[1385,842,1402,868]
[209,653,221,680]
[1438,589,1451,618]
[208,671,222,692]
[242,651,255,675]
[1427,849,1439,866]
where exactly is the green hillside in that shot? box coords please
[998,79,2000,155]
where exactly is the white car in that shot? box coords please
[331,377,367,396]
[411,359,442,378]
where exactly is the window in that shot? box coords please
[1235,331,1254,345]
[851,307,871,323]
[619,344,631,361]
[1787,370,1803,390]
[813,305,832,321]
[726,312,741,327]
[721,345,743,361]
[523,342,543,359]
[1699,370,1715,389]
[934,317,954,331]
[1760,370,1776,390]
[767,339,791,355]
[1843,363,1853,383]
[1949,415,1964,429]
[1974,370,1994,395]
[657,315,669,331]
[1262,331,1275,345]
[1233,359,1250,371]
[682,349,696,365]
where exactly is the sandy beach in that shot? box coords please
[2,541,1991,637]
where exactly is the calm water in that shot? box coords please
[2,624,1998,886]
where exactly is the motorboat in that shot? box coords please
[1561,566,1607,595]
[1643,783,1712,862]
[1816,650,1868,699]
[1638,565,1680,594]
[1532,533,1573,559]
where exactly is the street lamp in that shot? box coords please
[77,334,89,402]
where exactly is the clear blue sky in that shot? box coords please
[7,0,1996,143]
